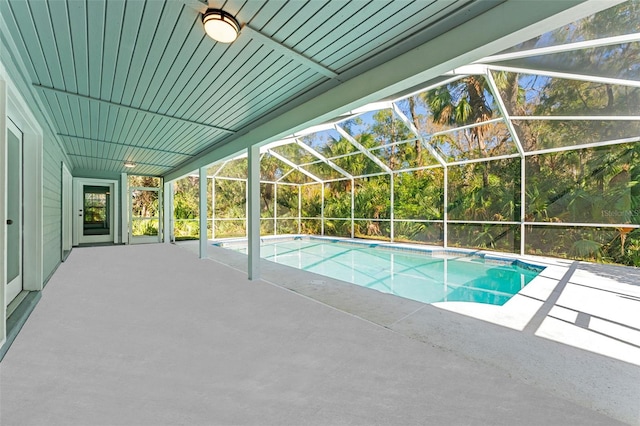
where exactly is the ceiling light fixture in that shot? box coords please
[124,161,136,168]
[202,9,240,43]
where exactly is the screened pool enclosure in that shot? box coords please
[172,2,640,267]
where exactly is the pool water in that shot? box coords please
[224,238,542,306]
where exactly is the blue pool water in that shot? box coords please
[221,238,542,306]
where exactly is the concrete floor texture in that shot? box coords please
[1,243,638,425]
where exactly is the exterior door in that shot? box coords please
[129,186,161,244]
[80,185,113,244]
[6,121,22,306]
[73,178,119,246]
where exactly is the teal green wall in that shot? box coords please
[43,131,67,280]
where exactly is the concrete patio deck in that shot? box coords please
[1,243,638,425]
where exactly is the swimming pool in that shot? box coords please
[217,237,543,306]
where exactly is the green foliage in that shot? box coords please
[174,176,200,220]
[174,219,200,240]
[571,239,602,261]
[449,224,519,252]
[448,159,520,222]
[131,219,158,237]
[393,221,442,244]
[394,170,443,220]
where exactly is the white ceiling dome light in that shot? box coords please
[202,9,240,43]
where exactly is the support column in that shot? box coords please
[211,177,216,239]
[298,185,302,234]
[351,179,355,239]
[390,173,394,243]
[443,166,448,248]
[521,157,526,255]
[163,180,172,243]
[321,183,325,236]
[121,172,128,244]
[248,145,261,280]
[199,166,207,259]
[273,183,277,236]
[245,179,249,237]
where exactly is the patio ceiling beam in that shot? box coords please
[391,103,446,167]
[292,122,336,137]
[294,139,353,180]
[447,153,520,167]
[230,151,248,161]
[58,134,194,157]
[392,75,467,103]
[510,116,640,121]
[430,117,504,137]
[67,153,173,169]
[240,26,338,79]
[480,33,640,64]
[334,125,392,174]
[275,168,295,183]
[33,84,236,133]
[211,160,229,177]
[485,71,525,157]
[165,0,617,182]
[524,221,640,229]
[524,136,640,156]
[260,137,298,151]
[267,149,323,183]
[485,65,640,88]
[337,101,394,118]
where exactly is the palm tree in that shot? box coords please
[423,76,493,186]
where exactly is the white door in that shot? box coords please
[74,178,118,245]
[6,121,23,305]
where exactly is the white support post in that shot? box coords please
[245,179,249,237]
[298,185,302,234]
[521,157,526,255]
[248,145,261,280]
[163,180,172,243]
[199,167,207,259]
[211,177,216,240]
[443,166,448,248]
[121,173,128,244]
[273,183,277,236]
[390,173,394,242]
[351,179,355,239]
[170,184,175,242]
[321,183,325,236]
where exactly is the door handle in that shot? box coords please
[6,219,13,225]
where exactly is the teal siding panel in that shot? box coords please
[42,132,68,280]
